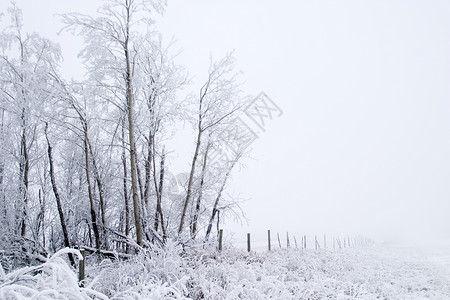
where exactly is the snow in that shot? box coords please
[1,242,450,299]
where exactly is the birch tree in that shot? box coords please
[54,79,103,250]
[44,123,75,266]
[62,0,166,246]
[135,37,187,241]
[178,54,247,236]
[0,5,62,238]
[204,134,248,241]
[0,1,255,263]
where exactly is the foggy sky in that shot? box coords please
[4,0,450,244]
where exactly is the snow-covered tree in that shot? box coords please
[61,0,167,246]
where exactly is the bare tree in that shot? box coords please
[179,54,246,236]
[49,74,105,250]
[0,1,256,262]
[62,0,166,246]
[0,4,62,238]
[204,156,240,242]
[135,36,187,241]
[44,123,75,266]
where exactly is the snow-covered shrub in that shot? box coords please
[3,244,450,299]
[85,239,190,299]
[0,231,47,273]
[86,243,450,299]
[0,248,107,300]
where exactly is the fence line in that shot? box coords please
[77,230,374,284]
[220,229,374,252]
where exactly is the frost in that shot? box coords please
[1,244,450,299]
[0,248,104,300]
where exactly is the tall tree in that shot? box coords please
[178,54,245,235]
[62,0,166,246]
[0,4,62,237]
[136,37,187,240]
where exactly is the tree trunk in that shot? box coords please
[143,132,153,207]
[191,139,212,238]
[38,189,46,249]
[83,125,101,251]
[45,123,75,266]
[134,146,145,203]
[18,38,29,237]
[153,147,166,242]
[121,121,130,246]
[19,109,29,237]
[179,128,202,235]
[0,160,5,223]
[205,160,237,241]
[124,12,142,245]
[87,138,107,249]
[0,109,6,223]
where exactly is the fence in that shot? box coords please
[219,229,374,252]
[77,229,374,285]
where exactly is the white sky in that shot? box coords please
[3,0,450,245]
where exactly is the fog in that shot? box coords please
[5,0,450,244]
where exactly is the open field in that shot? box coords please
[2,241,450,299]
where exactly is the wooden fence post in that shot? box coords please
[294,236,298,249]
[218,229,223,251]
[324,234,327,249]
[267,230,271,251]
[247,233,251,252]
[277,232,281,249]
[286,232,290,248]
[78,249,85,287]
[304,235,307,249]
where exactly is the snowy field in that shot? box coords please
[1,242,450,299]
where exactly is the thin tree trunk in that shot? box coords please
[179,128,202,234]
[45,123,75,266]
[205,160,237,241]
[134,146,144,203]
[0,162,4,221]
[143,132,153,207]
[18,39,29,237]
[124,5,142,246]
[19,109,29,237]
[136,149,151,240]
[153,147,166,242]
[83,126,101,251]
[179,71,212,235]
[191,139,212,238]
[38,189,46,249]
[135,148,150,239]
[87,139,108,250]
[121,121,130,243]
[0,109,6,222]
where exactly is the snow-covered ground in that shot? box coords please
[1,242,450,299]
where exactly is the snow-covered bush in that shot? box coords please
[2,245,449,299]
[0,231,47,273]
[0,248,107,300]
[85,240,190,299]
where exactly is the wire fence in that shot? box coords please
[220,229,374,252]
[76,230,374,285]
